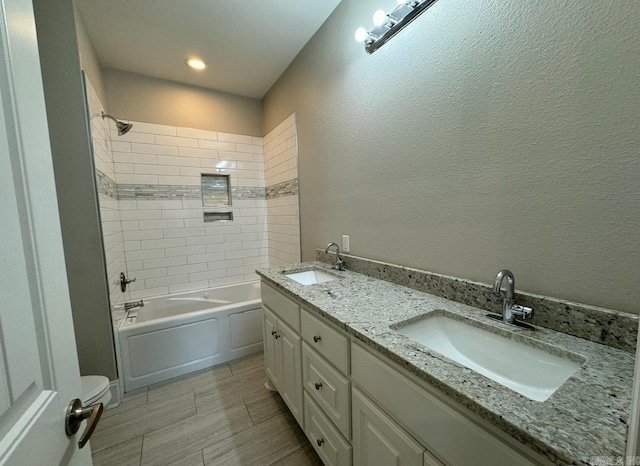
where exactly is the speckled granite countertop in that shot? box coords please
[257,262,635,466]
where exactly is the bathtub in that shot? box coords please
[118,281,263,392]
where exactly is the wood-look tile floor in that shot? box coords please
[91,352,323,466]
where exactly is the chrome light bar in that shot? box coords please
[356,0,440,54]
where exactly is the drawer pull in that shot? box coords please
[317,438,324,447]
[315,382,323,390]
[313,335,321,343]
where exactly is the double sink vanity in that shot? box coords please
[257,258,635,465]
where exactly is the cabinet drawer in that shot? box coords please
[261,281,300,331]
[302,342,351,438]
[301,308,349,373]
[304,392,352,466]
[351,342,547,466]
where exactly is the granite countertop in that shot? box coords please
[257,262,636,466]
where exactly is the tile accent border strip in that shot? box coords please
[95,169,266,201]
[316,250,638,353]
[266,178,298,200]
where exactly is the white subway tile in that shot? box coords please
[198,140,236,151]
[182,200,203,209]
[130,121,177,136]
[133,268,168,280]
[143,256,188,269]
[131,143,179,156]
[140,238,185,250]
[187,252,225,264]
[116,173,158,185]
[125,248,165,261]
[178,147,218,159]
[155,135,198,148]
[124,240,141,251]
[179,167,205,177]
[165,245,206,257]
[185,235,224,246]
[157,175,200,185]
[183,218,206,228]
[157,155,200,167]
[120,209,162,221]
[177,127,218,141]
[236,144,263,154]
[134,164,180,176]
[225,249,259,260]
[163,227,204,238]
[210,276,244,287]
[217,132,254,145]
[205,242,243,254]
[207,259,243,270]
[111,141,131,152]
[145,274,189,289]
[118,200,138,210]
[115,163,133,174]
[189,269,227,282]
[162,209,202,219]
[139,219,184,230]
[136,200,183,210]
[123,230,164,241]
[112,130,155,144]
[167,263,207,276]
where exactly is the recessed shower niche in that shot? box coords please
[201,173,233,222]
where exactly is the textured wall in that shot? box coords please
[33,0,118,379]
[104,68,263,137]
[263,0,640,313]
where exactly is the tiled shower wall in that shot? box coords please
[264,114,301,266]
[85,77,130,309]
[87,77,299,308]
[110,121,268,300]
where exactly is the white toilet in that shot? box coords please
[81,375,111,407]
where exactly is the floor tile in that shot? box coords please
[243,387,288,425]
[141,400,253,465]
[194,366,265,414]
[161,450,204,466]
[201,411,308,466]
[91,391,195,453]
[103,390,148,419]
[147,363,233,404]
[91,436,142,466]
[268,443,323,466]
[229,351,265,375]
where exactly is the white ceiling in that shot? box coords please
[76,0,342,99]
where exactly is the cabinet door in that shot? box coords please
[263,306,280,389]
[352,388,425,466]
[278,319,304,426]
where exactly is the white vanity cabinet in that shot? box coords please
[262,284,303,426]
[261,280,552,466]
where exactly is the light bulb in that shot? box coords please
[355,27,368,43]
[185,57,206,70]
[373,9,387,27]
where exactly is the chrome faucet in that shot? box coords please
[124,300,144,311]
[492,269,533,325]
[324,242,344,271]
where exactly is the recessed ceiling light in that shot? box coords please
[186,57,206,70]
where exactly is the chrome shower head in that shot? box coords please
[101,111,133,136]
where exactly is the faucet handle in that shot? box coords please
[511,304,533,320]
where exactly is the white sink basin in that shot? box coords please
[395,314,583,401]
[285,269,339,285]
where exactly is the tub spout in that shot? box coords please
[124,300,144,311]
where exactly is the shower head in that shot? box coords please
[101,111,133,136]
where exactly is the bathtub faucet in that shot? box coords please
[124,300,144,311]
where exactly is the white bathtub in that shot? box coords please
[118,281,263,392]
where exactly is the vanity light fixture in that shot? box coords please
[185,57,207,70]
[355,0,440,54]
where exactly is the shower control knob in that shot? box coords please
[271,330,277,336]
[274,333,281,339]
[315,382,323,390]
[317,438,324,447]
[120,272,136,292]
[313,335,321,343]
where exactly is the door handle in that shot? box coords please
[65,398,104,449]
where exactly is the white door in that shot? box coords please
[0,0,91,464]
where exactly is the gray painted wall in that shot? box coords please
[104,68,263,136]
[33,0,118,380]
[74,3,108,107]
[263,0,640,314]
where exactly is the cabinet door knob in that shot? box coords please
[317,438,324,447]
[315,382,323,390]
[313,335,321,343]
